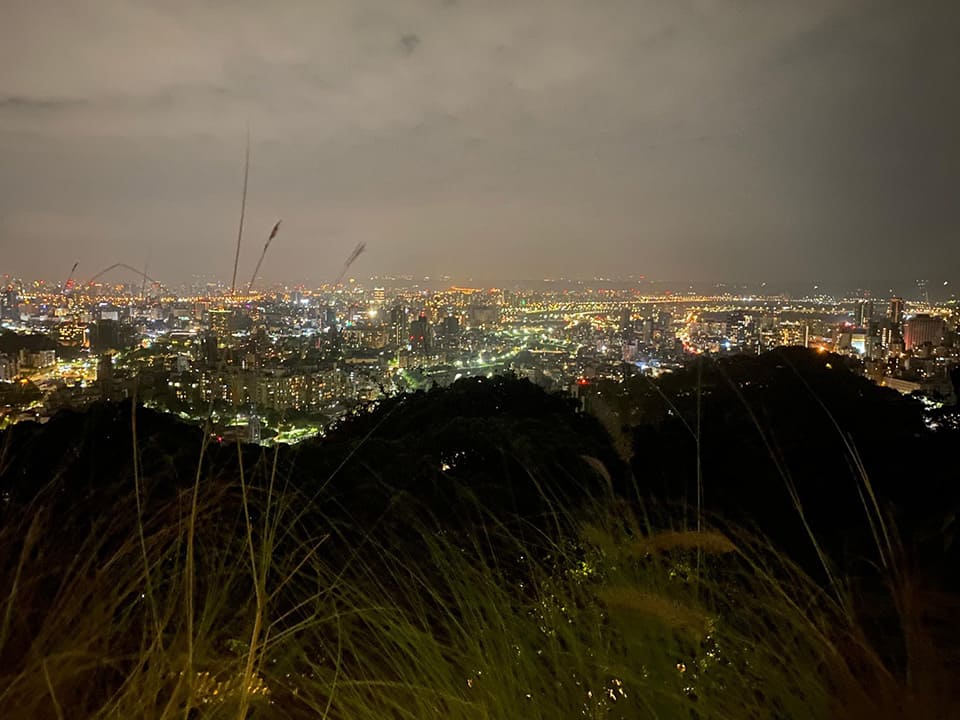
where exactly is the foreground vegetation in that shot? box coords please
[0,365,957,718]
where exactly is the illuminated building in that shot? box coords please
[904,314,945,350]
[57,320,87,347]
[850,329,868,355]
[210,308,232,343]
[18,349,56,369]
[200,332,219,365]
[880,323,892,348]
[409,313,432,355]
[889,297,904,326]
[777,322,810,349]
[641,319,654,344]
[342,325,388,351]
[324,306,337,328]
[0,353,19,381]
[389,304,407,347]
[468,305,499,327]
[1,287,19,320]
[437,315,461,350]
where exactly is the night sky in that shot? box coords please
[1,1,958,287]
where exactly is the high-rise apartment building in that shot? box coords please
[903,314,945,350]
[210,308,232,343]
[390,304,408,347]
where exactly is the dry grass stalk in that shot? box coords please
[598,586,709,640]
[628,530,736,556]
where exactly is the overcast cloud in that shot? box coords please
[1,0,958,287]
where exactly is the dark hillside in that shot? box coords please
[0,377,626,552]
[590,348,960,587]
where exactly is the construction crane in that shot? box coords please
[84,263,170,294]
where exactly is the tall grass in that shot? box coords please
[0,423,956,718]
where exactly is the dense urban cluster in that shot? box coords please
[1,276,958,442]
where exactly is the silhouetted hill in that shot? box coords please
[0,377,625,555]
[2,364,956,588]
[2,365,959,718]
[591,347,960,587]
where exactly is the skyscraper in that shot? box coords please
[641,319,654,345]
[437,315,461,350]
[390,303,407,347]
[210,308,232,343]
[324,306,337,329]
[200,331,219,365]
[889,297,904,326]
[408,313,431,355]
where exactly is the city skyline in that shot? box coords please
[3,273,957,438]
[3,1,959,285]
